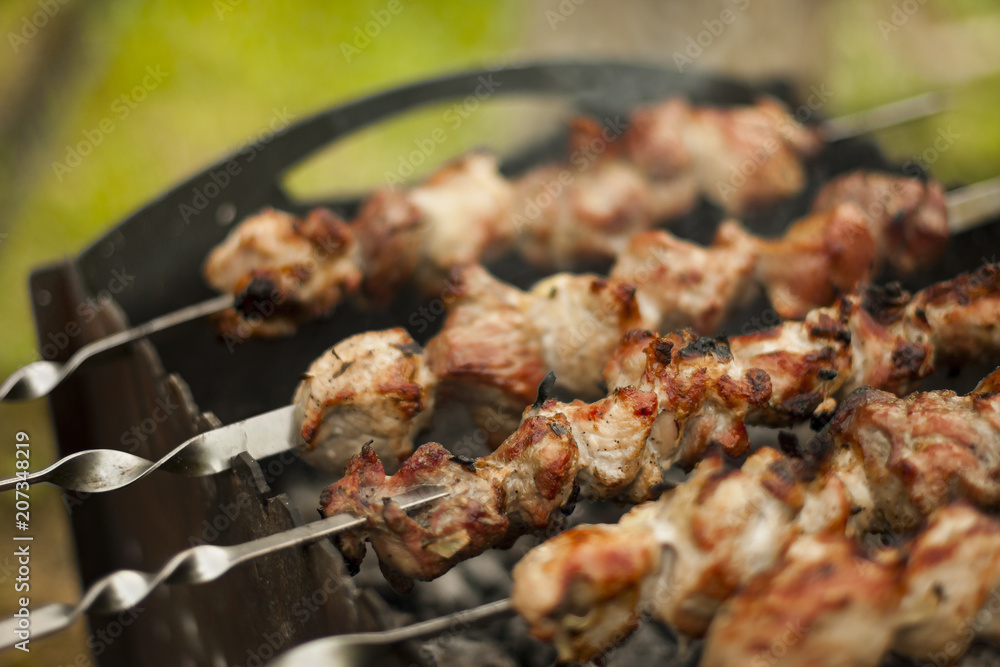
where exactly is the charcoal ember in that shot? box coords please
[419,636,518,667]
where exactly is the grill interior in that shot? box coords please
[27,61,1000,666]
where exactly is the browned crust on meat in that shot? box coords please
[291,207,354,252]
[351,189,423,305]
[810,170,949,274]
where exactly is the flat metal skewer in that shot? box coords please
[0,90,955,405]
[266,599,515,667]
[0,404,296,493]
[819,90,950,142]
[4,174,1000,495]
[945,176,1000,233]
[0,293,231,402]
[0,484,448,652]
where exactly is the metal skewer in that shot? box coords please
[0,484,448,652]
[0,90,956,404]
[0,293,231,402]
[0,404,295,493]
[4,175,1000,496]
[819,90,949,142]
[945,176,1000,233]
[266,599,515,667]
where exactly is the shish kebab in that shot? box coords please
[318,262,1000,592]
[511,365,1000,665]
[0,93,819,400]
[206,136,946,341]
[7,257,994,498]
[275,510,1000,667]
[266,371,1000,667]
[293,169,952,472]
[199,95,825,339]
[0,94,974,401]
[7,248,991,499]
[0,96,893,402]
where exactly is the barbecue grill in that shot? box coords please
[19,60,1000,666]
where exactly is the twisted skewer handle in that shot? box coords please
[0,485,448,650]
[0,405,296,493]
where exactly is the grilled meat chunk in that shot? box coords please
[515,367,1000,664]
[207,96,939,337]
[810,170,949,274]
[204,207,362,337]
[703,504,1000,667]
[312,266,1000,500]
[625,96,823,214]
[294,328,436,473]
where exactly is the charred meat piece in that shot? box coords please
[317,265,1000,595]
[207,97,932,337]
[514,367,1000,664]
[810,170,949,274]
[204,207,362,337]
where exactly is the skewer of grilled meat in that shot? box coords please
[513,366,1000,664]
[204,95,935,338]
[295,171,948,467]
[315,264,1000,590]
[701,507,1000,667]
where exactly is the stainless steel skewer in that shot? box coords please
[0,484,449,652]
[945,176,1000,233]
[4,175,1000,496]
[0,404,296,493]
[266,599,515,667]
[818,90,949,142]
[0,91,955,404]
[0,293,231,401]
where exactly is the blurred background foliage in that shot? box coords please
[0,0,998,664]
